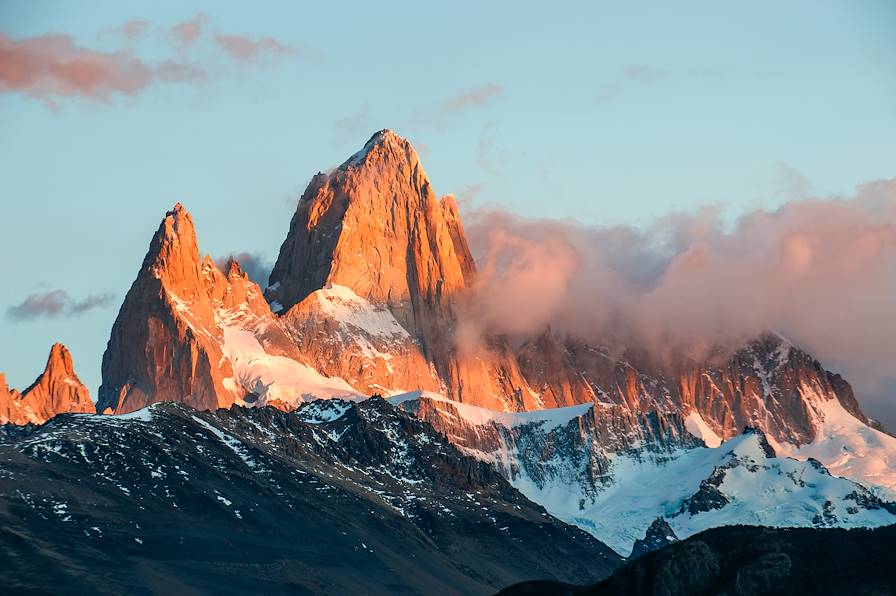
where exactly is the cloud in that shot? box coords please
[595,64,664,105]
[171,13,208,47]
[214,33,308,63]
[215,252,271,286]
[442,83,504,113]
[413,83,504,129]
[1,15,303,106]
[334,104,372,136]
[6,290,115,321]
[102,19,150,42]
[0,32,205,106]
[451,182,488,209]
[475,135,497,174]
[771,161,813,199]
[459,178,896,421]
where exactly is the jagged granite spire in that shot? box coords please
[0,344,93,425]
[266,129,474,318]
[629,518,679,560]
[267,130,536,411]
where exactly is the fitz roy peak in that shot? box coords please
[71,129,896,553]
[100,130,535,416]
[99,130,876,441]
[268,129,533,409]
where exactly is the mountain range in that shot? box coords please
[2,130,894,592]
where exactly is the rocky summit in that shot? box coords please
[92,131,884,440]
[0,344,93,425]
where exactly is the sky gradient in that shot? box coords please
[2,1,895,422]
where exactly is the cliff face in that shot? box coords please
[516,331,864,446]
[393,392,896,556]
[267,130,474,317]
[97,204,314,415]
[268,130,536,410]
[0,344,93,425]
[94,130,873,450]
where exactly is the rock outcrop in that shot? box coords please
[516,331,865,447]
[269,130,536,410]
[629,518,679,560]
[92,130,877,462]
[97,204,331,415]
[394,392,896,554]
[0,344,93,425]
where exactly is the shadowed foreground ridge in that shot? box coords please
[0,399,620,595]
[498,524,896,596]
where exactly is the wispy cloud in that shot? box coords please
[334,104,372,136]
[6,290,115,321]
[214,252,271,286]
[214,34,293,62]
[412,83,504,129]
[0,14,311,107]
[442,83,504,114]
[594,65,664,105]
[459,178,896,424]
[475,134,499,174]
[171,13,208,47]
[0,33,199,107]
[452,182,488,208]
[771,162,813,199]
[101,19,150,42]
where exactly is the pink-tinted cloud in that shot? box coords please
[155,59,206,83]
[214,34,293,62]
[2,16,303,106]
[6,290,115,320]
[0,32,205,105]
[444,83,504,113]
[412,84,505,130]
[102,19,150,42]
[171,13,208,47]
[459,178,896,420]
[451,182,488,209]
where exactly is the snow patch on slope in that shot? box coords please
[314,284,411,340]
[222,326,361,407]
[772,392,896,498]
[297,400,352,424]
[685,412,722,448]
[514,432,896,555]
[390,390,593,431]
[74,403,161,423]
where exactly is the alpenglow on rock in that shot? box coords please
[93,131,894,497]
[0,343,93,425]
[97,203,315,414]
[267,129,537,411]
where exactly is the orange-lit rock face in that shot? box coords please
[514,331,865,446]
[0,344,93,425]
[268,130,535,411]
[97,204,303,415]
[91,131,870,445]
[268,130,474,319]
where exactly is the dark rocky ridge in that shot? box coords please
[0,399,620,595]
[629,517,679,560]
[498,524,896,596]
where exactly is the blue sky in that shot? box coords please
[1,1,895,406]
